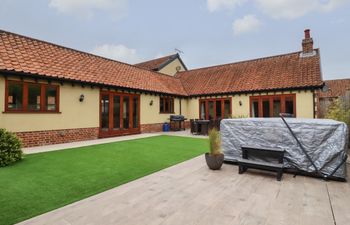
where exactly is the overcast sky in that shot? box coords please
[0,0,349,80]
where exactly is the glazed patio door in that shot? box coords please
[100,91,140,137]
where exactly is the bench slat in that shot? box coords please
[237,158,283,169]
[242,146,285,153]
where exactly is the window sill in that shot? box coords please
[3,111,62,114]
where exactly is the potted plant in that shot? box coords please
[205,128,224,170]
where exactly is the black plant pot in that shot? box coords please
[205,153,224,170]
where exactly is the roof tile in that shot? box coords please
[318,79,350,98]
[176,51,323,95]
[0,30,324,97]
[0,30,187,96]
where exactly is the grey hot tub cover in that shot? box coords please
[220,118,348,179]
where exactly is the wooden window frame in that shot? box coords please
[249,94,296,118]
[4,79,60,113]
[159,96,175,114]
[198,97,232,120]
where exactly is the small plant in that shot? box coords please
[0,128,23,167]
[208,128,222,155]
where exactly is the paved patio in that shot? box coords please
[23,130,206,154]
[18,155,350,225]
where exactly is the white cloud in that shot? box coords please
[232,14,262,35]
[207,0,246,12]
[49,0,128,19]
[255,0,348,19]
[90,44,141,64]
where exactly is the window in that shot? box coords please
[200,101,206,119]
[5,80,59,113]
[27,83,41,111]
[199,98,232,120]
[101,94,109,130]
[46,86,58,111]
[132,96,139,128]
[113,95,121,129]
[160,96,175,113]
[252,100,259,117]
[7,82,23,110]
[250,94,296,118]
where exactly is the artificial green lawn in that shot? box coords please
[0,135,208,225]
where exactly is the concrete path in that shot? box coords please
[17,156,350,225]
[23,130,206,154]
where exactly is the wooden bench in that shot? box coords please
[237,146,285,181]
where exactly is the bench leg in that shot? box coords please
[238,165,247,174]
[277,170,283,181]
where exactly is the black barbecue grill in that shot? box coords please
[169,115,187,131]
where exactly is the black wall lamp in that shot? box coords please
[79,94,85,102]
[149,100,153,106]
[239,100,242,106]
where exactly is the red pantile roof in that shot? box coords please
[135,54,178,71]
[176,51,323,96]
[0,30,187,96]
[0,30,323,97]
[318,79,350,98]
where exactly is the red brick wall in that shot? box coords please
[140,123,163,133]
[16,127,99,147]
[141,122,190,133]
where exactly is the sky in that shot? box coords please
[0,0,349,80]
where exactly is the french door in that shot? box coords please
[199,98,232,120]
[100,91,140,137]
[250,94,296,118]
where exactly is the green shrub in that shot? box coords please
[208,128,222,155]
[0,128,23,167]
[325,98,350,127]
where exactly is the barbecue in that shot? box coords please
[169,115,187,131]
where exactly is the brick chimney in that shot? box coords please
[302,29,314,54]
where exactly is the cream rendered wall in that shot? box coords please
[182,98,199,120]
[232,95,250,117]
[295,91,314,118]
[0,76,100,132]
[140,94,182,124]
[158,58,186,76]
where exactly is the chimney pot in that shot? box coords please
[304,29,310,39]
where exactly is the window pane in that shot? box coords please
[252,100,259,117]
[133,96,139,128]
[262,99,270,117]
[273,98,281,117]
[46,86,57,111]
[285,97,294,116]
[101,95,109,130]
[216,100,222,120]
[113,95,120,129]
[28,84,41,111]
[8,82,23,110]
[224,100,230,118]
[170,98,174,113]
[165,98,169,112]
[123,96,129,129]
[159,97,164,113]
[200,101,206,120]
[208,101,214,120]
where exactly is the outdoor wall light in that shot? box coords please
[149,100,153,106]
[79,94,85,102]
[239,100,242,106]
